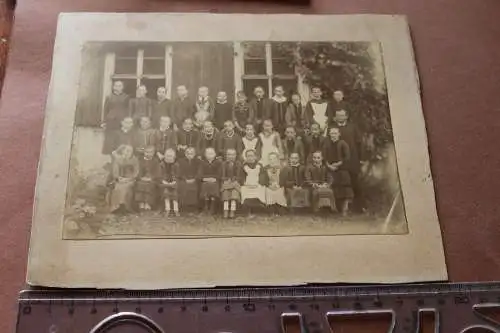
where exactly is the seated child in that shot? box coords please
[241,123,262,162]
[198,147,222,213]
[305,151,335,213]
[221,148,243,218]
[133,116,157,157]
[282,126,305,164]
[240,149,266,216]
[259,119,283,167]
[135,146,160,212]
[159,148,180,217]
[322,126,354,216]
[177,118,201,158]
[218,120,243,158]
[199,121,220,157]
[155,116,177,161]
[177,147,201,209]
[261,152,288,215]
[281,152,310,210]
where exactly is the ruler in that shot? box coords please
[17,282,500,333]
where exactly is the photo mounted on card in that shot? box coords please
[28,13,447,288]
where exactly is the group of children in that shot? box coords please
[105,80,361,217]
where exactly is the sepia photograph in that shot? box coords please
[65,40,406,239]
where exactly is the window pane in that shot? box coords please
[115,58,137,75]
[272,79,297,98]
[112,78,137,97]
[143,44,166,58]
[115,45,138,58]
[271,42,296,58]
[143,59,165,75]
[243,79,270,99]
[243,42,266,59]
[244,59,266,75]
[272,59,295,75]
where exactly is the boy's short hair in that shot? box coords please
[311,85,322,91]
[226,148,237,155]
[285,126,296,132]
[205,147,216,154]
[289,152,300,159]
[335,109,349,116]
[245,149,256,157]
[185,146,196,154]
[312,150,323,157]
[224,120,234,126]
[164,148,176,157]
[268,152,280,160]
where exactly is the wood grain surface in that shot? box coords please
[1,1,500,333]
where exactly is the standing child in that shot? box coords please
[152,86,172,128]
[199,121,220,157]
[269,85,288,135]
[213,91,233,131]
[281,152,309,210]
[133,116,157,157]
[135,146,160,212]
[129,85,153,124]
[198,147,222,214]
[193,86,215,130]
[249,86,272,131]
[233,91,252,136]
[304,123,324,162]
[260,152,287,215]
[240,150,266,216]
[177,147,201,209]
[305,151,335,213]
[241,124,262,162]
[304,86,333,134]
[285,93,304,136]
[322,127,354,216]
[155,116,177,161]
[102,80,130,154]
[218,120,243,158]
[177,118,201,158]
[171,85,194,128]
[282,126,305,164]
[159,148,180,217]
[221,149,243,218]
[259,119,283,167]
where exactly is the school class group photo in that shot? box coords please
[103,79,365,219]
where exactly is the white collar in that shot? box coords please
[272,96,287,103]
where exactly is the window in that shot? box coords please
[241,42,297,98]
[111,44,168,99]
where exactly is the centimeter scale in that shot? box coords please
[17,282,500,333]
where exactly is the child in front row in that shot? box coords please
[240,149,266,217]
[281,152,309,211]
[261,152,287,215]
[135,146,161,212]
[177,147,201,209]
[159,148,180,217]
[305,151,335,213]
[221,148,243,218]
[198,147,222,214]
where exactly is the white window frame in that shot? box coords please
[101,45,173,122]
[233,41,307,101]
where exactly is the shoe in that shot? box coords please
[223,210,229,218]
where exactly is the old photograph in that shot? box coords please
[65,40,406,239]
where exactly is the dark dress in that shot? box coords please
[218,130,243,158]
[269,98,288,134]
[159,162,179,200]
[171,97,194,127]
[304,99,334,131]
[282,137,306,164]
[285,103,304,134]
[102,93,130,154]
[129,97,153,123]
[232,101,252,134]
[214,102,233,130]
[198,130,221,156]
[176,129,201,157]
[110,128,135,153]
[304,134,324,162]
[132,128,157,156]
[152,98,172,128]
[249,97,272,128]
[135,157,161,205]
[221,161,243,201]
[109,156,139,212]
[281,164,310,208]
[193,97,215,129]
[177,158,201,206]
[198,159,222,199]
[305,163,335,211]
[155,128,178,155]
[321,139,354,200]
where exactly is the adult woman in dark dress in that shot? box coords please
[102,81,130,154]
[109,144,139,214]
